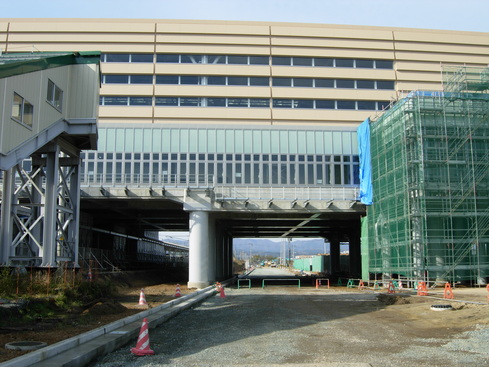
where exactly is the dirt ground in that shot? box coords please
[0,273,192,363]
[1,279,488,364]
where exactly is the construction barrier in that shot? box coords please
[373,281,381,290]
[262,278,301,289]
[358,280,365,290]
[315,278,330,289]
[388,281,395,294]
[237,278,251,289]
[346,279,356,288]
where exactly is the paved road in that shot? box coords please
[90,270,489,367]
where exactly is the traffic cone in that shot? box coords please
[444,282,454,299]
[130,318,155,356]
[138,288,148,306]
[174,284,181,298]
[219,285,226,298]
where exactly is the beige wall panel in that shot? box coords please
[393,30,489,47]
[4,43,155,53]
[0,22,8,31]
[155,44,270,55]
[154,85,271,98]
[101,85,153,96]
[156,22,269,36]
[396,71,442,83]
[102,63,154,74]
[271,88,393,100]
[272,108,373,122]
[154,64,271,76]
[271,25,393,40]
[153,107,272,120]
[6,20,155,33]
[395,51,489,64]
[395,61,445,72]
[275,121,361,129]
[152,118,273,126]
[7,33,155,44]
[271,66,395,79]
[271,37,393,51]
[99,118,152,125]
[271,46,394,59]
[156,34,269,46]
[99,106,153,118]
[396,81,443,92]
[395,41,489,56]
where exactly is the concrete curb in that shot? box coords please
[1,285,217,367]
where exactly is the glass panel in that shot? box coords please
[250,77,269,86]
[295,99,314,109]
[103,96,128,105]
[155,97,178,106]
[293,57,312,66]
[105,54,130,62]
[181,55,203,63]
[129,97,152,106]
[356,59,374,68]
[293,78,313,87]
[358,101,376,110]
[314,58,334,67]
[208,98,226,107]
[272,78,291,87]
[12,93,22,120]
[297,131,306,154]
[131,54,153,63]
[357,80,375,89]
[208,55,226,64]
[228,98,249,107]
[130,75,153,84]
[335,59,354,68]
[235,130,243,153]
[315,100,335,109]
[104,75,129,83]
[226,130,234,152]
[23,101,33,126]
[208,76,226,85]
[376,81,395,90]
[228,55,248,64]
[377,101,390,110]
[157,54,179,63]
[336,79,355,88]
[181,76,201,85]
[180,98,200,106]
[273,99,292,108]
[250,99,270,107]
[250,56,269,65]
[375,60,393,69]
[315,79,334,88]
[272,56,291,66]
[337,100,356,109]
[156,75,178,84]
[228,77,248,85]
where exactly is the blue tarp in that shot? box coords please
[357,118,373,205]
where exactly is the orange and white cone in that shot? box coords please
[174,284,181,298]
[219,285,226,298]
[130,318,155,356]
[138,288,148,306]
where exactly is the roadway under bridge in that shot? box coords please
[80,185,365,288]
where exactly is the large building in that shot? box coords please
[1,19,489,286]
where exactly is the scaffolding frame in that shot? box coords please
[366,66,489,285]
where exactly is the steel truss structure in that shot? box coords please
[366,66,489,285]
[1,142,81,267]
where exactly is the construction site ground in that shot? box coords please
[1,269,489,366]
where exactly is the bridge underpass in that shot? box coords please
[80,185,365,288]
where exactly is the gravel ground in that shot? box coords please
[90,272,489,367]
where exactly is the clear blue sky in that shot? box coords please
[3,0,489,33]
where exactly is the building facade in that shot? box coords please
[2,19,489,285]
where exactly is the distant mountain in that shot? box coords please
[233,238,330,257]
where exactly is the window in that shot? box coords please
[315,79,334,88]
[208,55,226,64]
[357,101,377,110]
[376,81,395,90]
[101,96,128,106]
[131,75,153,84]
[375,60,393,69]
[293,78,313,87]
[272,78,292,87]
[104,75,129,84]
[293,57,312,66]
[131,54,153,63]
[105,54,130,62]
[336,79,355,89]
[47,79,63,111]
[337,100,356,109]
[228,77,248,86]
[356,60,374,68]
[315,100,335,109]
[357,80,375,89]
[157,54,179,63]
[208,98,226,107]
[12,93,34,127]
[250,77,269,86]
[228,56,248,64]
[181,55,203,64]
[129,97,152,106]
[250,56,269,65]
[272,57,291,66]
[208,76,226,85]
[314,58,334,67]
[155,97,178,106]
[180,76,201,85]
